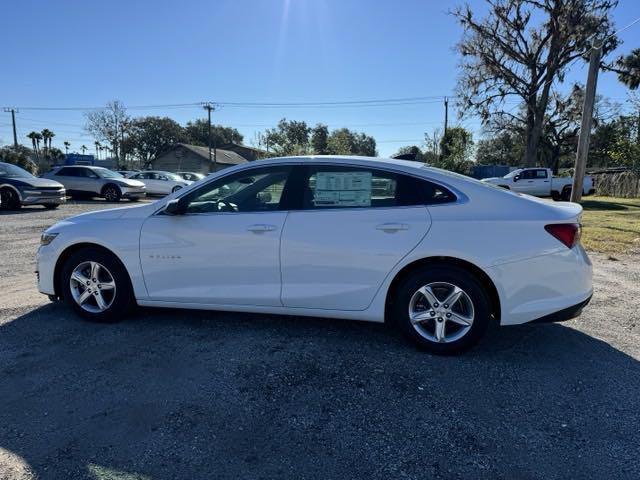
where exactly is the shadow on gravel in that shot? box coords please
[1,303,639,479]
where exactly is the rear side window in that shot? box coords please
[300,166,455,209]
[57,167,78,176]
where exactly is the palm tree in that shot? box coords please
[41,129,53,158]
[34,133,43,158]
[94,141,101,160]
[63,141,71,155]
[27,132,39,152]
[81,145,88,155]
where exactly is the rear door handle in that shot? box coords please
[247,224,277,233]
[376,223,409,233]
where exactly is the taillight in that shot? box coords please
[545,223,581,248]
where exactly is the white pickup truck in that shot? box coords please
[481,168,595,200]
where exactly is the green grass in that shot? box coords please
[579,196,640,255]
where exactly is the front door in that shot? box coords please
[139,165,293,306]
[280,165,433,311]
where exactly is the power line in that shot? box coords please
[6,96,458,112]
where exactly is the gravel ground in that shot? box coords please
[1,201,639,480]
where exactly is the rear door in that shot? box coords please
[52,167,82,192]
[280,165,436,311]
[530,169,551,195]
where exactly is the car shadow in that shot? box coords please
[1,304,639,479]
[581,199,638,211]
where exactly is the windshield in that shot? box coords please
[504,169,522,178]
[95,168,124,179]
[0,163,35,178]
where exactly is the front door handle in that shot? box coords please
[247,224,277,233]
[376,223,409,233]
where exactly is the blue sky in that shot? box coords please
[1,0,639,157]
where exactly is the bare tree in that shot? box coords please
[84,100,130,163]
[452,0,619,167]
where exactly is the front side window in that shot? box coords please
[301,166,454,209]
[183,166,292,214]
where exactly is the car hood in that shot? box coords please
[114,178,145,188]
[4,177,65,189]
[48,202,158,231]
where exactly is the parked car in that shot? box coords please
[481,168,595,200]
[117,170,139,177]
[177,171,205,182]
[0,161,66,210]
[37,156,592,355]
[42,165,146,202]
[127,171,192,195]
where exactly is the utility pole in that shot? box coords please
[443,97,449,136]
[203,103,216,171]
[571,40,603,203]
[3,108,18,147]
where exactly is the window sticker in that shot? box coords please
[313,171,372,207]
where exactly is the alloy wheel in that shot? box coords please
[69,261,116,313]
[104,187,118,201]
[408,282,475,343]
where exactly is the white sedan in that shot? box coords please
[127,171,191,195]
[36,156,592,355]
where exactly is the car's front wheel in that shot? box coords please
[392,265,491,355]
[61,247,134,322]
[103,185,122,202]
[0,188,21,210]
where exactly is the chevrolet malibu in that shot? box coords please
[36,156,592,354]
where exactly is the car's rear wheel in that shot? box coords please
[171,185,182,193]
[561,187,572,201]
[392,265,490,355]
[61,247,134,323]
[103,185,122,202]
[0,188,21,210]
[43,204,59,210]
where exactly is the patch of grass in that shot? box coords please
[580,196,640,255]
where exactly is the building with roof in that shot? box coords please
[151,143,249,174]
[216,142,272,161]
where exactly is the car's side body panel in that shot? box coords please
[37,156,593,328]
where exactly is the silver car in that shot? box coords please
[43,166,146,202]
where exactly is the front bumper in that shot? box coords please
[121,187,146,199]
[20,188,66,205]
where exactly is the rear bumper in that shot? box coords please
[528,295,592,324]
[488,244,593,326]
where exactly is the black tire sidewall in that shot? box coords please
[61,247,133,323]
[392,265,491,355]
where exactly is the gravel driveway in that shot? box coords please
[1,202,639,479]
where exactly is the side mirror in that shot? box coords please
[513,175,520,182]
[164,198,186,215]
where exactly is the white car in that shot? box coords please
[36,156,592,354]
[127,171,191,195]
[482,168,595,200]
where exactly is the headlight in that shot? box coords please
[40,232,59,246]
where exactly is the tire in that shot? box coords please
[551,191,561,201]
[498,185,510,190]
[172,185,182,193]
[391,265,491,355]
[60,247,134,323]
[43,204,59,210]
[561,187,571,201]
[103,184,122,202]
[0,188,21,210]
